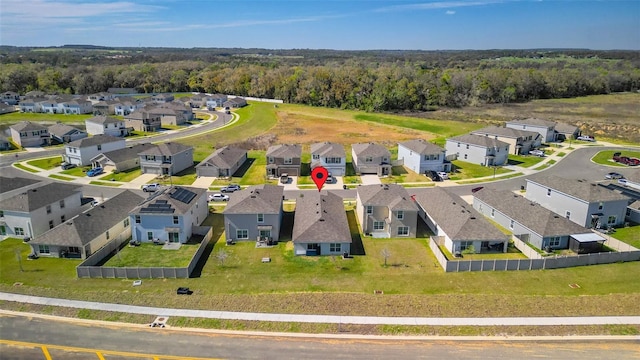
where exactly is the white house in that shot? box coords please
[397,139,448,174]
[310,142,346,176]
[445,134,509,166]
[63,135,126,166]
[9,121,50,147]
[506,118,557,143]
[85,115,129,137]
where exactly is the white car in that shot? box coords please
[437,172,449,180]
[529,149,545,157]
[208,193,229,202]
[577,135,595,142]
[141,183,160,192]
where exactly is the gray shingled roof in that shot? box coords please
[292,191,351,244]
[197,146,247,169]
[30,190,145,247]
[68,134,122,148]
[48,123,84,137]
[474,188,592,237]
[224,185,283,214]
[92,143,157,164]
[414,187,508,242]
[351,142,391,158]
[266,144,301,158]
[507,118,557,128]
[470,126,540,140]
[447,134,509,148]
[11,121,48,132]
[554,122,579,134]
[0,182,81,212]
[310,142,346,158]
[130,186,206,215]
[527,175,630,203]
[86,115,122,125]
[357,184,418,211]
[398,139,445,155]
[0,176,41,196]
[138,142,192,156]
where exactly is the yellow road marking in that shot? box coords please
[41,345,52,360]
[1,340,221,360]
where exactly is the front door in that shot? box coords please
[169,232,180,243]
[259,229,271,239]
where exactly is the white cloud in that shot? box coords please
[1,0,162,18]
[446,10,456,15]
[375,1,503,13]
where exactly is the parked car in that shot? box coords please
[529,149,545,157]
[208,193,229,202]
[605,172,624,180]
[60,162,76,170]
[86,167,104,177]
[141,183,160,192]
[437,171,449,180]
[280,173,290,184]
[220,184,241,193]
[577,135,595,142]
[426,170,442,182]
[612,152,622,162]
[176,287,193,295]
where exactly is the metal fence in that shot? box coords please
[77,226,212,279]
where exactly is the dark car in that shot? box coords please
[605,172,623,180]
[60,162,76,170]
[177,287,193,295]
[220,184,241,193]
[426,170,442,182]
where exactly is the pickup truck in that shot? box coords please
[577,135,595,142]
[141,183,160,192]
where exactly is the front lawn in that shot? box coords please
[14,163,39,173]
[612,224,640,249]
[101,168,142,183]
[507,154,545,168]
[89,180,121,187]
[592,150,640,167]
[61,166,90,177]
[103,242,201,268]
[27,156,63,170]
[449,161,510,180]
[381,166,430,184]
[156,166,198,186]
[48,174,74,181]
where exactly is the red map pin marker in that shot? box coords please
[311,166,329,192]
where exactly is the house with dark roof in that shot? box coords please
[196,146,248,178]
[87,92,116,104]
[139,142,194,175]
[292,191,351,256]
[223,185,284,243]
[60,100,92,114]
[85,115,129,137]
[414,187,509,254]
[114,97,144,116]
[0,183,84,241]
[0,103,15,115]
[351,143,392,176]
[63,134,126,166]
[505,118,557,143]
[470,126,542,155]
[148,102,193,126]
[30,190,144,259]
[473,188,604,253]
[1,91,20,105]
[151,93,174,104]
[9,121,50,147]
[124,109,162,132]
[223,97,247,108]
[554,122,581,141]
[129,186,207,244]
[445,134,509,166]
[525,175,630,229]
[397,139,448,174]
[0,176,42,202]
[206,94,228,109]
[48,123,87,144]
[356,184,418,238]
[19,97,46,113]
[310,142,346,176]
[92,100,118,115]
[266,144,302,177]
[90,143,157,172]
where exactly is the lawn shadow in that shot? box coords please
[507,159,524,166]
[345,163,357,176]
[347,210,365,256]
[279,210,294,242]
[231,157,255,178]
[300,162,311,176]
[391,166,408,175]
[190,237,217,278]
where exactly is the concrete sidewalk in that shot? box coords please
[1,292,639,326]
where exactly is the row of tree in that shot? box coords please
[1,48,638,111]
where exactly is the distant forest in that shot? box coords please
[1,46,639,111]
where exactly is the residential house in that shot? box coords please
[1,91,20,105]
[130,186,208,244]
[114,97,144,116]
[124,109,162,132]
[148,103,193,126]
[63,135,126,166]
[0,103,15,114]
[90,143,157,172]
[473,188,605,253]
[470,126,542,155]
[356,184,418,238]
[151,93,174,104]
[48,123,87,144]
[266,144,302,177]
[397,139,449,174]
[554,122,581,141]
[184,93,208,108]
[206,94,228,109]
[19,97,46,113]
[39,99,60,114]
[196,146,248,178]
[0,182,84,241]
[0,176,42,202]
[310,142,346,176]
[351,142,392,176]
[506,118,557,143]
[138,142,194,175]
[60,100,93,115]
[223,97,247,108]
[445,134,509,166]
[29,190,144,259]
[414,187,509,254]
[85,115,129,137]
[87,92,116,104]
[292,191,351,256]
[108,87,138,94]
[223,185,284,243]
[92,100,118,115]
[525,175,630,229]
[9,121,50,147]
[0,134,12,150]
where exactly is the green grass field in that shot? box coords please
[101,168,142,183]
[592,150,640,167]
[48,174,74,181]
[0,112,91,124]
[103,242,200,268]
[27,156,62,170]
[507,154,545,168]
[612,225,640,249]
[13,163,39,173]
[449,161,510,180]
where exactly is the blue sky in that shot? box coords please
[1,0,638,50]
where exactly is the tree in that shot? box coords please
[216,249,229,266]
[381,248,391,267]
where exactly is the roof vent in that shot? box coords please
[250,195,256,198]
[319,218,325,222]
[470,216,476,220]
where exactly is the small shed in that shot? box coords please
[569,233,606,254]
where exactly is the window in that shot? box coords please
[396,211,404,220]
[0,225,5,235]
[106,230,110,240]
[549,237,561,247]
[565,211,571,219]
[97,145,102,151]
[46,205,51,214]
[284,158,292,164]
[124,218,130,227]
[509,220,514,229]
[365,156,373,163]
[135,215,140,224]
[330,243,341,252]
[147,232,153,240]
[61,215,65,223]
[491,209,495,218]
[68,246,80,254]
[366,206,373,214]
[607,215,616,225]
[0,210,3,217]
[38,245,50,254]
[268,157,274,163]
[173,216,179,224]
[460,241,473,251]
[373,221,385,230]
[312,154,320,160]
[466,144,469,149]
[59,200,65,208]
[236,229,248,239]
[397,226,409,236]
[257,214,264,223]
[464,154,468,159]
[326,157,341,164]
[457,142,460,147]
[49,220,54,229]
[15,227,24,236]
[598,202,604,211]
[547,189,551,196]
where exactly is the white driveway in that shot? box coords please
[191,176,215,188]
[121,173,158,189]
[361,175,381,185]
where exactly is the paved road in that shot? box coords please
[1,313,639,360]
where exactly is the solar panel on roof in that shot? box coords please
[170,187,196,204]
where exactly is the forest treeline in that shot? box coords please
[1,47,639,111]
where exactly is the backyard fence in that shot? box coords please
[77,226,212,279]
